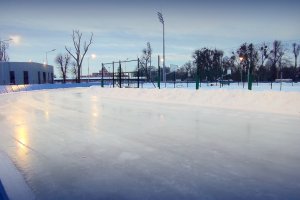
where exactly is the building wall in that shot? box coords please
[0,62,54,85]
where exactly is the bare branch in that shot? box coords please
[65,47,77,61]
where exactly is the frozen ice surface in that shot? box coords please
[0,88,300,200]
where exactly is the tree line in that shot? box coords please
[179,40,300,83]
[139,40,300,85]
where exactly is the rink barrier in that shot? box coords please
[0,83,102,94]
[0,180,9,200]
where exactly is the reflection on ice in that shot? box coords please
[44,111,49,120]
[15,126,29,151]
[0,88,299,200]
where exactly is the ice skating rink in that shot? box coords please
[0,88,300,200]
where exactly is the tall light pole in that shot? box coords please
[157,11,166,86]
[88,53,96,83]
[45,49,56,65]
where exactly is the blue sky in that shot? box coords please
[1,0,300,75]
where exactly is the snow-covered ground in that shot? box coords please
[0,83,100,94]
[0,82,300,94]
[140,81,300,92]
[0,87,300,199]
[94,87,300,116]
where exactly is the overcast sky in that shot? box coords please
[1,0,300,75]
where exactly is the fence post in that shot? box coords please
[101,63,104,87]
[137,58,140,88]
[158,55,161,89]
[196,65,200,90]
[112,62,115,88]
[119,61,122,88]
[174,71,176,88]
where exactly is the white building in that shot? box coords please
[0,62,54,85]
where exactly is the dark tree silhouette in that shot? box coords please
[55,53,71,83]
[193,48,224,83]
[268,40,284,81]
[259,43,269,67]
[183,61,193,79]
[237,43,259,89]
[212,49,223,81]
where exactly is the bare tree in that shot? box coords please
[183,61,193,78]
[0,41,9,61]
[292,43,300,68]
[55,53,71,83]
[268,40,284,81]
[65,30,93,83]
[140,42,152,81]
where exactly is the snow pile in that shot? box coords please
[90,87,300,116]
[0,83,101,94]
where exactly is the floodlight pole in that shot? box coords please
[157,12,166,87]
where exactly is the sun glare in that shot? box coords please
[10,35,22,45]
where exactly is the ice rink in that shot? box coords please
[0,88,300,200]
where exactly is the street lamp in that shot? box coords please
[157,11,166,87]
[88,54,96,82]
[45,49,56,65]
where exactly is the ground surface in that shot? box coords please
[0,88,300,200]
